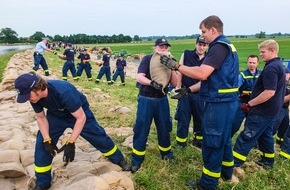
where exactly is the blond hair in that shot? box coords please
[258,39,279,54]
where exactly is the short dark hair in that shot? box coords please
[247,54,259,62]
[200,15,223,34]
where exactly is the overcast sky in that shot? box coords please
[1,0,290,38]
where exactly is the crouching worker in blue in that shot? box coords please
[76,48,93,81]
[130,38,177,173]
[58,43,78,81]
[95,48,113,85]
[32,37,57,76]
[112,54,127,86]
[14,73,131,190]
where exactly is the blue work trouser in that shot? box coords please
[112,69,125,83]
[280,124,290,159]
[233,112,275,167]
[62,60,77,79]
[96,66,111,82]
[33,54,49,74]
[34,109,124,188]
[76,62,92,79]
[131,95,173,166]
[175,93,203,144]
[200,101,238,189]
[272,107,289,143]
[231,101,247,137]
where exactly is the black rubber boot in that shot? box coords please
[118,159,131,171]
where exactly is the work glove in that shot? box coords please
[241,103,252,113]
[160,55,180,70]
[150,80,163,90]
[43,138,59,157]
[171,87,191,100]
[58,141,75,164]
[239,94,251,103]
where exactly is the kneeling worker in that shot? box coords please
[14,73,131,190]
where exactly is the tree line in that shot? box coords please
[0,28,142,44]
[1,27,289,44]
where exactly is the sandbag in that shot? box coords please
[149,52,171,94]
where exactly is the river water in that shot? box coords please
[0,45,34,56]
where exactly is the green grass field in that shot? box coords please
[82,36,290,70]
[0,50,23,81]
[1,37,290,190]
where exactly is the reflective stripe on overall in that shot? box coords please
[199,35,239,188]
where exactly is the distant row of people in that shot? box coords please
[31,38,127,85]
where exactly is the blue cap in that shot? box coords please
[14,73,39,103]
[155,38,171,47]
[196,35,206,44]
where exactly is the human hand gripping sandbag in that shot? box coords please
[58,140,75,165]
[58,54,66,60]
[149,52,171,94]
[150,80,163,91]
[160,55,180,70]
[171,87,191,100]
